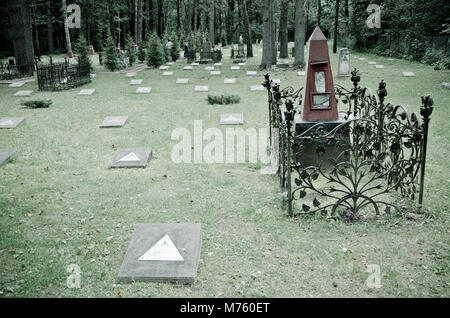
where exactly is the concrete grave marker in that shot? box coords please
[224,78,236,84]
[205,66,214,71]
[162,71,173,76]
[90,74,97,79]
[387,58,395,61]
[167,62,175,65]
[368,61,377,65]
[9,82,25,88]
[247,71,257,76]
[159,66,169,70]
[125,72,137,77]
[0,149,18,167]
[238,62,246,66]
[250,85,264,91]
[129,79,143,85]
[272,79,281,84]
[117,223,202,283]
[191,62,199,66]
[298,71,306,76]
[214,63,222,66]
[220,113,244,125]
[109,148,152,168]
[375,65,385,69]
[210,71,221,75]
[184,66,193,70]
[402,72,415,77]
[78,89,95,95]
[231,66,240,70]
[0,117,25,129]
[358,57,366,61]
[195,86,209,92]
[176,78,189,84]
[14,90,33,96]
[136,87,152,94]
[441,82,450,90]
[100,116,128,128]
[337,48,351,77]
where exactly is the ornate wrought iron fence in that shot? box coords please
[0,61,34,80]
[264,69,433,219]
[35,56,91,91]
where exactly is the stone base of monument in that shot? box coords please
[0,149,17,167]
[294,113,349,168]
[117,223,202,283]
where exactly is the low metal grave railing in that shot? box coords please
[264,69,433,219]
[0,61,34,80]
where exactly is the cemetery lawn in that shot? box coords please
[0,44,449,298]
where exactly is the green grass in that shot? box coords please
[0,43,449,297]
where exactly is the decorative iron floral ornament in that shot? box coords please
[264,70,433,220]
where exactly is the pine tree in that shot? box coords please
[170,35,180,62]
[125,33,136,66]
[104,29,119,71]
[147,33,165,68]
[137,42,146,63]
[75,35,92,70]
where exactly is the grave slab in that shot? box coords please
[441,82,450,90]
[220,113,244,125]
[184,66,193,70]
[387,58,395,61]
[358,57,366,61]
[176,78,189,84]
[402,72,415,77]
[0,149,18,167]
[210,71,221,75]
[14,90,33,96]
[214,63,222,66]
[109,148,152,168]
[129,79,143,85]
[205,66,214,71]
[90,74,97,79]
[136,87,152,94]
[125,72,137,77]
[224,78,236,84]
[0,117,25,129]
[250,85,264,91]
[247,71,257,76]
[99,116,128,128]
[117,223,202,283]
[162,71,173,76]
[272,79,281,84]
[298,71,306,76]
[375,65,385,69]
[8,82,25,88]
[195,86,209,92]
[159,66,169,70]
[368,61,377,65]
[231,66,240,70]
[191,62,199,66]
[78,89,95,95]
[238,62,246,66]
[167,62,175,65]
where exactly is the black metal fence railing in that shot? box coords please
[35,56,91,91]
[264,69,433,219]
[0,61,34,80]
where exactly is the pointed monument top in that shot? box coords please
[309,26,327,42]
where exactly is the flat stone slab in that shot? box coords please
[205,66,214,71]
[14,90,33,96]
[250,85,265,91]
[272,79,281,84]
[402,72,415,77]
[162,71,173,76]
[78,89,95,95]
[191,62,199,66]
[214,63,222,66]
[220,113,244,125]
[375,65,385,69]
[231,66,240,70]
[387,58,395,61]
[109,148,152,168]
[441,82,450,90]
[0,149,18,167]
[90,74,97,79]
[276,62,289,68]
[358,57,366,61]
[238,62,246,66]
[100,116,128,128]
[9,82,25,88]
[136,87,152,94]
[159,66,169,70]
[117,223,202,283]
[129,79,143,85]
[125,72,137,77]
[247,71,257,76]
[195,86,209,92]
[184,66,193,70]
[166,62,174,65]
[368,61,377,65]
[0,117,25,129]
[210,71,221,75]
[224,78,236,84]
[298,71,306,76]
[176,78,189,84]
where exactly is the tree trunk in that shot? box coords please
[46,1,54,54]
[209,0,215,44]
[157,0,162,36]
[260,0,274,69]
[177,0,181,29]
[294,0,306,68]
[134,0,138,39]
[317,0,321,26]
[272,1,278,64]
[344,0,349,19]
[279,0,289,58]
[148,0,153,34]
[61,0,72,54]
[137,0,143,42]
[240,0,253,57]
[7,0,34,74]
[333,0,340,53]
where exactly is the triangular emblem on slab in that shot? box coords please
[118,152,140,162]
[138,234,184,261]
